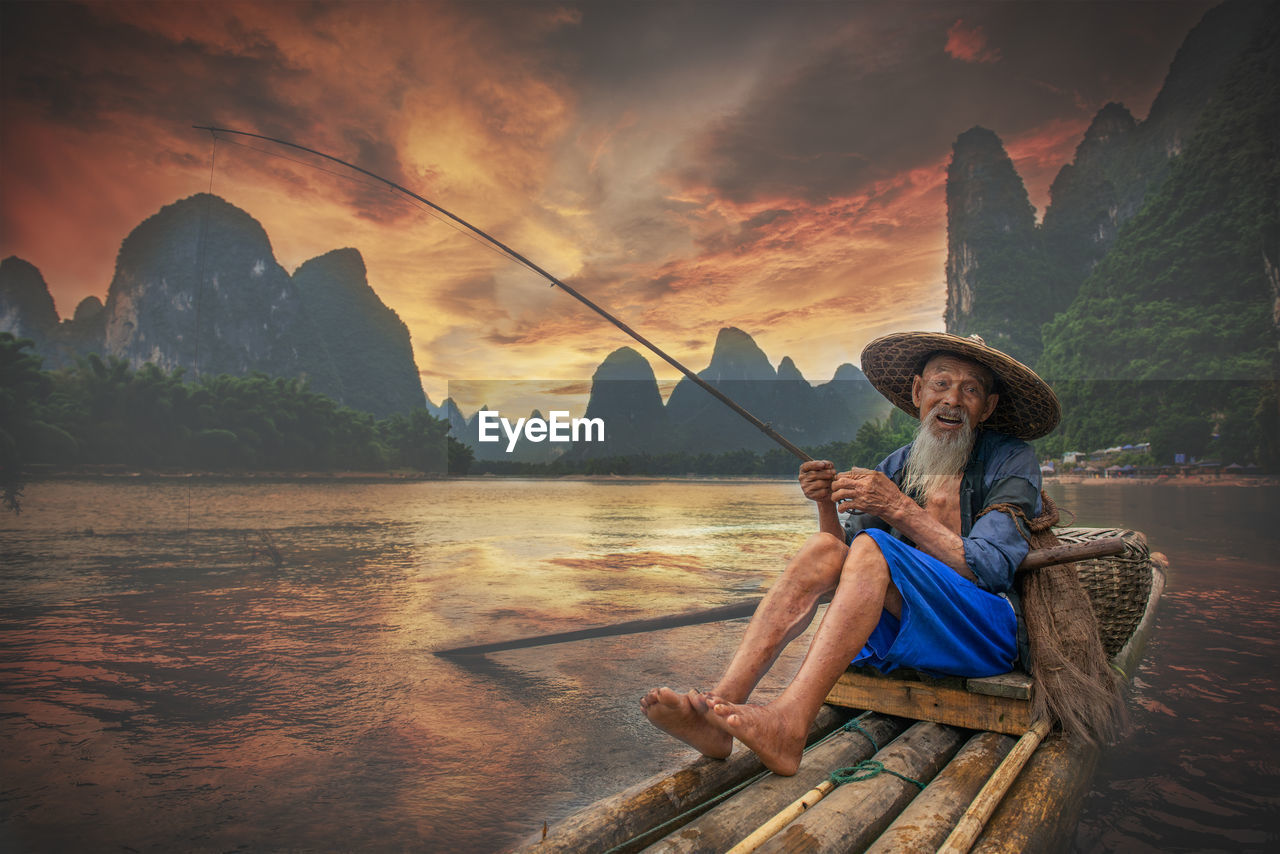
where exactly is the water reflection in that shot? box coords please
[1,478,1276,851]
[1049,482,1280,852]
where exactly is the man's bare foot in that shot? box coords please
[640,687,732,759]
[707,699,808,776]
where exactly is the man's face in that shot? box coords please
[910,354,999,439]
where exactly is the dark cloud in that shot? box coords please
[0,2,433,225]
[550,1,809,97]
[670,1,1216,205]
[484,330,526,346]
[337,127,420,222]
[1,3,310,131]
[744,208,795,230]
[566,264,681,305]
[436,272,506,317]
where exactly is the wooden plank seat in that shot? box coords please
[825,526,1156,735]
[827,666,1035,736]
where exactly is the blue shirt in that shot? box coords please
[842,429,1042,595]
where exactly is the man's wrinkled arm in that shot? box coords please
[832,452,901,544]
[798,460,845,540]
[881,492,1031,589]
[832,467,974,576]
[862,443,1041,589]
[817,497,845,539]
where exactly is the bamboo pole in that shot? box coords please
[745,722,965,854]
[640,714,905,854]
[970,735,1098,854]
[935,717,1052,854]
[724,779,837,854]
[518,706,854,854]
[865,732,1015,854]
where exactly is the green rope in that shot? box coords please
[841,717,880,752]
[829,760,926,790]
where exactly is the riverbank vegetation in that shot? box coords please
[1,333,472,509]
[5,330,1273,504]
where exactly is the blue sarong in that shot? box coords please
[852,528,1017,678]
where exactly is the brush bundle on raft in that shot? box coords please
[988,494,1129,744]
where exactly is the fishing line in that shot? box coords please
[187,133,219,544]
[208,132,529,271]
[213,135,384,190]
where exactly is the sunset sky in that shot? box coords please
[1,0,1217,405]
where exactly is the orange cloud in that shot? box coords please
[945,19,1001,64]
[1004,118,1094,216]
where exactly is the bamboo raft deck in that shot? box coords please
[516,527,1165,854]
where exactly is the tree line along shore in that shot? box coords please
[4,332,1275,515]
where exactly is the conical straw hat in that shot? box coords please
[860,332,1060,440]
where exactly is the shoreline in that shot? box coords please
[23,466,440,483]
[1048,473,1279,487]
[20,467,1279,487]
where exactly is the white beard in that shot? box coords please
[899,406,976,505]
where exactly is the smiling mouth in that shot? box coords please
[935,412,965,426]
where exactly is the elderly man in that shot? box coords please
[640,332,1060,776]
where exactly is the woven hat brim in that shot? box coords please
[860,332,1060,440]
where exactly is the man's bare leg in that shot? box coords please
[707,534,902,775]
[640,532,848,757]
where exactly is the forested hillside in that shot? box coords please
[1039,6,1279,464]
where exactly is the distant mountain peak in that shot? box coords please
[0,256,59,334]
[776,355,806,382]
[705,326,775,381]
[829,362,867,382]
[1087,102,1137,135]
[294,247,366,279]
[593,346,658,381]
[72,296,104,323]
[944,124,1041,362]
[713,326,755,347]
[116,194,275,277]
[953,125,1005,154]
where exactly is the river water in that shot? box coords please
[0,478,1276,852]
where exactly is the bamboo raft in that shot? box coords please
[515,527,1165,854]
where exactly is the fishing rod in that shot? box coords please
[193,125,812,462]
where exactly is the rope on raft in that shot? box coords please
[840,716,881,752]
[829,759,926,790]
[827,718,924,789]
[720,715,923,854]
